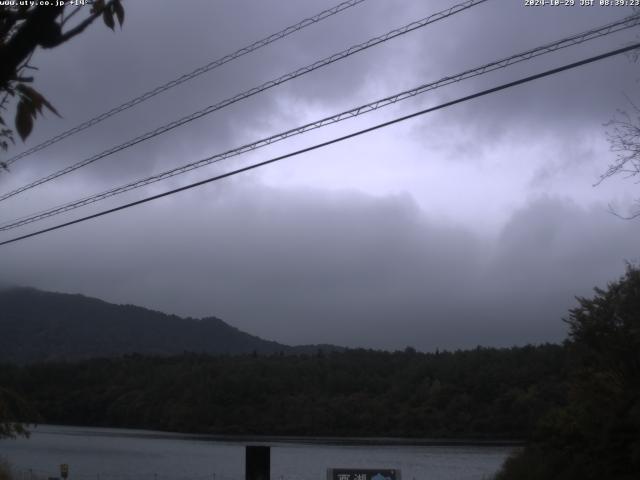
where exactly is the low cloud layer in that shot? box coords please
[1,1,639,351]
[2,181,638,351]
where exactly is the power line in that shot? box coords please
[2,12,638,233]
[0,0,489,203]
[2,0,369,167]
[2,41,638,248]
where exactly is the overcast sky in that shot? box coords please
[1,0,640,351]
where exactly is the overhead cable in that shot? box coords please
[2,12,638,232]
[0,0,489,202]
[1,41,638,247]
[2,0,370,167]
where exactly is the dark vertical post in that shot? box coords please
[245,445,270,480]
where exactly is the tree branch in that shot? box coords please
[60,5,83,27]
[56,6,106,45]
[0,6,63,87]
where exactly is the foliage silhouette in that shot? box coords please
[497,266,640,479]
[0,344,567,438]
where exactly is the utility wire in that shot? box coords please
[2,0,369,167]
[0,0,488,203]
[1,41,638,248]
[2,12,638,232]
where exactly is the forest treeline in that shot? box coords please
[0,287,332,363]
[497,267,640,479]
[0,344,567,438]
[3,267,637,478]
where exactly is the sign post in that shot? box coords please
[327,469,400,480]
[245,446,270,480]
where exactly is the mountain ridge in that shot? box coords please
[0,286,340,363]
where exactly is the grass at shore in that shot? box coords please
[0,459,13,480]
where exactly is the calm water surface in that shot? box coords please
[0,425,515,480]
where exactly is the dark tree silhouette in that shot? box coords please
[0,387,38,438]
[0,344,568,439]
[0,0,124,168]
[497,266,640,480]
[602,104,640,218]
[0,0,124,436]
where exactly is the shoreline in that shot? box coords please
[25,424,524,447]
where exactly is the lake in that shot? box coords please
[0,425,515,480]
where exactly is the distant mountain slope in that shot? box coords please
[0,287,333,363]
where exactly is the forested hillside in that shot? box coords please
[497,267,640,479]
[0,345,567,438]
[0,287,337,362]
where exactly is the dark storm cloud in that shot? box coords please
[1,181,638,351]
[1,1,640,351]
[1,0,495,215]
[408,2,640,146]
[3,0,633,197]
[6,0,400,178]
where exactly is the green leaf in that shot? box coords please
[16,84,60,117]
[113,0,124,27]
[1,128,15,144]
[15,101,33,141]
[91,0,105,14]
[35,92,59,117]
[103,8,115,30]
